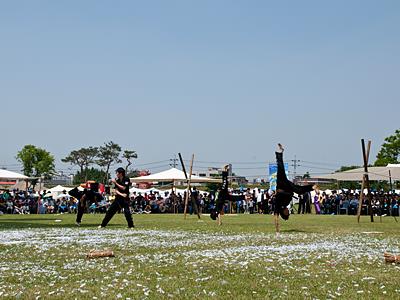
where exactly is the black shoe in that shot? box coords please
[210,210,218,220]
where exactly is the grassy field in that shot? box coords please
[0,213,399,299]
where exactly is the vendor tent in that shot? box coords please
[319,165,400,181]
[0,169,28,180]
[130,168,221,183]
[46,185,73,198]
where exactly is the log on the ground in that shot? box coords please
[86,250,115,259]
[384,252,400,264]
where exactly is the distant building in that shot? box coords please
[193,164,247,185]
[44,173,73,186]
[230,176,248,186]
[294,176,334,185]
[252,178,267,184]
[193,164,233,178]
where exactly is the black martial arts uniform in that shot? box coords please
[210,170,229,220]
[100,177,134,228]
[275,151,313,220]
[69,188,101,224]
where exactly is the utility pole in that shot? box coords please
[170,155,178,168]
[291,155,300,183]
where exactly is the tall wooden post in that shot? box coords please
[361,139,373,222]
[183,155,194,219]
[357,180,364,223]
[388,170,398,222]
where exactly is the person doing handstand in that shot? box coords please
[274,143,318,234]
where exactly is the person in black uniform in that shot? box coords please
[274,144,317,234]
[210,165,230,225]
[99,167,134,228]
[69,186,102,226]
[190,187,201,219]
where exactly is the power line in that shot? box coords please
[133,160,170,167]
[300,160,342,167]
[299,164,337,171]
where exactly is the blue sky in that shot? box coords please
[1,0,399,179]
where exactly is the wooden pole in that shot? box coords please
[365,141,381,222]
[388,170,398,223]
[361,139,373,222]
[178,153,188,180]
[357,179,364,223]
[183,154,194,219]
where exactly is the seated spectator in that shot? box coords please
[348,198,359,215]
[88,202,97,214]
[6,199,14,214]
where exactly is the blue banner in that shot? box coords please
[269,163,288,191]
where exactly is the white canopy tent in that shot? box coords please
[0,169,29,180]
[130,168,221,184]
[319,165,400,182]
[46,185,73,198]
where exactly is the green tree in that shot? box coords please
[127,169,140,178]
[73,168,107,185]
[122,150,138,174]
[336,165,360,172]
[62,147,99,181]
[97,141,122,183]
[374,129,400,166]
[303,172,310,179]
[16,145,55,186]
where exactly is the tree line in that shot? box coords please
[16,141,138,185]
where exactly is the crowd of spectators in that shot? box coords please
[1,188,399,217]
[0,189,78,215]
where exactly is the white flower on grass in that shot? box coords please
[361,277,375,281]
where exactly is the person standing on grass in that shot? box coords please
[313,191,321,214]
[99,167,134,229]
[210,165,230,225]
[273,144,318,234]
[69,187,102,226]
[298,194,305,214]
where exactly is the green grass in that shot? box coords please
[0,213,399,299]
